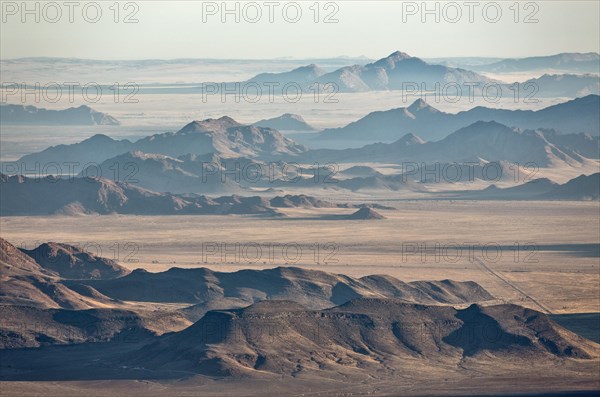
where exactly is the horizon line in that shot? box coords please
[2,51,599,63]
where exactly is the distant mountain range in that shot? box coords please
[10,96,599,175]
[91,151,407,195]
[4,167,594,208]
[245,51,494,93]
[0,173,390,215]
[253,113,315,131]
[92,151,249,194]
[0,104,119,125]
[133,117,306,158]
[5,118,598,196]
[522,74,599,97]
[15,116,307,167]
[303,120,598,167]
[455,173,600,201]
[336,168,599,198]
[316,95,600,143]
[472,52,600,74]
[0,173,277,216]
[241,51,599,96]
[331,161,514,193]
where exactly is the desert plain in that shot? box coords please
[2,200,598,316]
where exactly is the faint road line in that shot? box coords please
[474,257,552,314]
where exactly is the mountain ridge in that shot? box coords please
[16,116,307,167]
[0,104,119,125]
[316,95,600,143]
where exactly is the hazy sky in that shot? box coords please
[1,1,599,60]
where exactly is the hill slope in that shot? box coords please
[20,242,130,280]
[121,299,598,377]
[0,238,122,310]
[72,266,494,321]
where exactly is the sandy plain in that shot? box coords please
[2,200,598,314]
